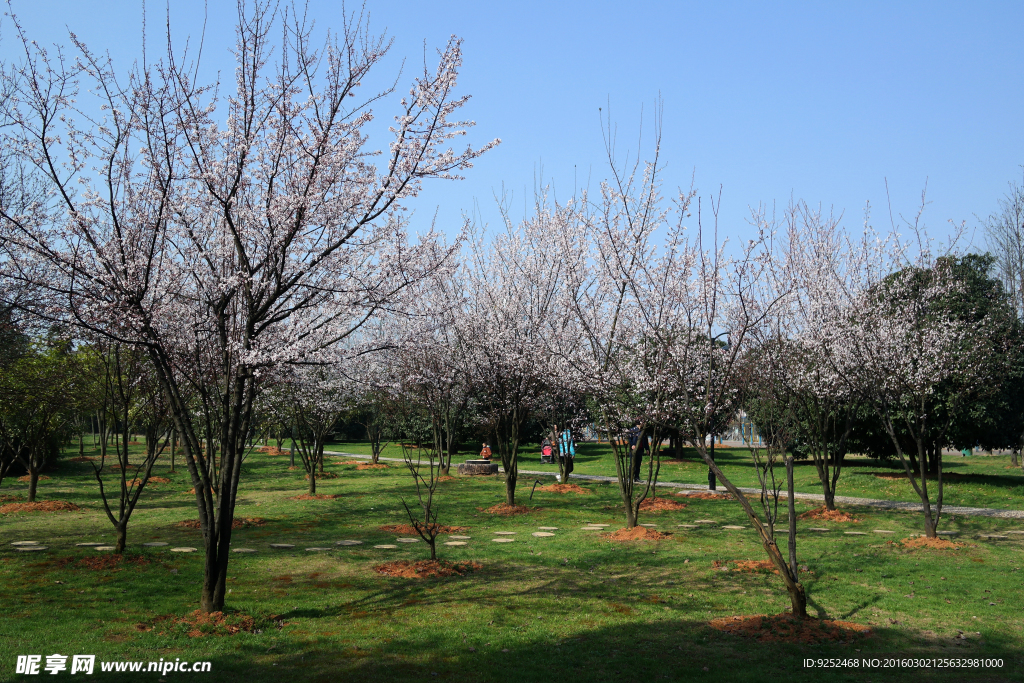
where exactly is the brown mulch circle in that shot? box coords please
[76,554,150,571]
[153,610,260,638]
[289,494,340,500]
[16,475,51,482]
[604,526,672,542]
[69,456,98,462]
[356,463,388,470]
[182,487,216,495]
[898,536,964,550]
[639,497,687,511]
[176,517,266,530]
[798,506,860,523]
[0,494,24,503]
[535,483,591,495]
[713,559,777,573]
[379,524,468,535]
[437,475,456,482]
[256,447,290,456]
[373,559,482,578]
[710,613,871,643]
[305,472,339,479]
[676,491,734,500]
[479,504,536,516]
[0,500,80,514]
[148,477,172,484]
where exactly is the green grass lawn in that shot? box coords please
[332,439,1024,511]
[0,443,1022,682]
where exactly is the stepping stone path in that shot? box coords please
[1005,530,1024,536]
[585,523,610,527]
[448,535,471,540]
[396,538,420,543]
[531,532,555,538]
[76,543,105,547]
[443,541,467,547]
[873,530,894,534]
[142,542,168,547]
[537,527,558,531]
[95,546,117,551]
[170,547,197,553]
[581,526,604,530]
[232,548,257,553]
[305,547,332,552]
[493,531,516,536]
[492,538,515,543]
[677,524,698,529]
[694,520,716,524]
[640,524,658,528]
[722,525,746,530]
[844,532,867,536]
[16,546,47,552]
[808,528,830,532]
[269,544,295,549]
[374,544,397,549]
[980,534,1008,540]
[11,541,39,546]
[335,540,363,546]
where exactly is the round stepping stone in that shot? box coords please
[722,525,746,530]
[269,544,295,549]
[1005,530,1024,535]
[935,531,958,536]
[374,544,397,549]
[694,520,717,524]
[76,542,105,547]
[395,538,420,543]
[493,531,516,535]
[170,547,197,553]
[335,540,363,546]
[677,524,698,529]
[585,523,610,527]
[581,526,603,530]
[640,523,658,528]
[94,546,117,551]
[808,528,830,532]
[448,535,471,540]
[873,530,894,534]
[232,548,258,553]
[531,532,555,538]
[844,532,867,536]
[491,538,515,543]
[16,546,47,552]
[443,541,467,547]
[142,542,169,547]
[10,541,39,546]
[537,527,558,531]
[980,534,1008,540]
[305,547,332,552]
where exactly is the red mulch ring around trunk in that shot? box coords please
[0,494,24,503]
[289,494,340,500]
[373,559,482,578]
[379,524,468,535]
[437,475,456,482]
[304,472,339,479]
[898,536,964,550]
[69,456,98,462]
[479,504,537,516]
[176,517,266,530]
[148,477,172,484]
[675,491,734,500]
[16,475,51,482]
[535,483,591,495]
[798,506,860,523]
[639,497,687,511]
[74,554,150,571]
[604,526,672,542]
[182,487,216,495]
[0,500,80,514]
[710,613,871,643]
[256,447,290,456]
[356,463,388,470]
[712,559,814,575]
[146,610,260,638]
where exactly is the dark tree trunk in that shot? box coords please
[115,524,127,554]
[27,468,39,503]
[707,439,716,490]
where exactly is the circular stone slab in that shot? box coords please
[11,541,40,546]
[1005,530,1024,535]
[872,530,894,534]
[808,528,830,532]
[232,548,258,553]
[581,526,603,530]
[305,547,332,552]
[722,525,746,530]
[170,547,197,553]
[640,523,658,528]
[493,531,516,535]
[935,531,958,536]
[335,540,363,546]
[395,538,420,543]
[537,527,558,531]
[980,534,1008,540]
[585,523,610,527]
[94,546,117,551]
[531,532,555,538]
[448,535,471,540]
[443,541,467,547]
[16,546,47,552]
[373,544,397,549]
[76,542,105,547]
[491,538,515,543]
[694,520,717,524]
[269,544,295,549]
[142,542,169,547]
[844,531,867,536]
[677,524,698,529]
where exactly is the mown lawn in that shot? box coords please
[0,444,1022,682]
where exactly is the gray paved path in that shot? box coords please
[323,450,1024,520]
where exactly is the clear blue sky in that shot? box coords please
[4,1,1022,249]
